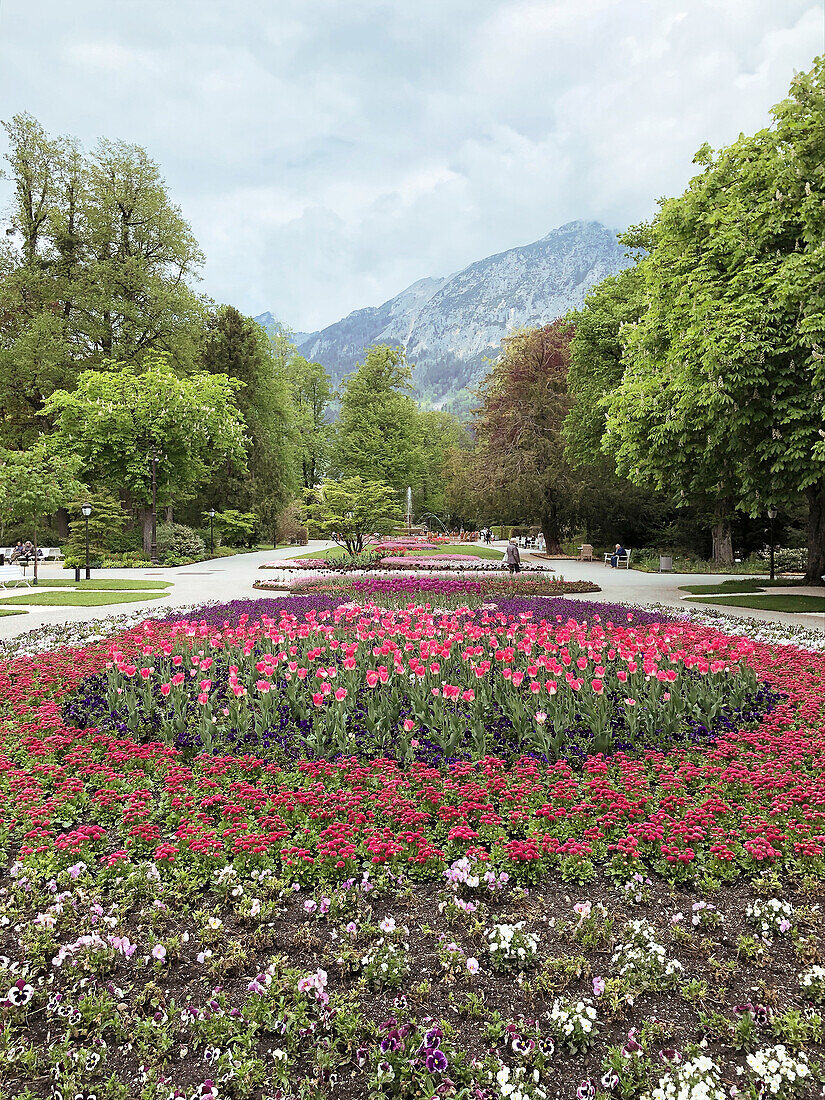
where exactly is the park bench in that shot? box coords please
[578,544,594,561]
[0,564,33,588]
[604,548,632,568]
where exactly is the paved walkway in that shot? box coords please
[0,541,821,640]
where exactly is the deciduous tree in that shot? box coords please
[303,476,403,555]
[472,322,576,554]
[332,345,417,491]
[604,59,825,582]
[0,444,85,583]
[42,353,246,554]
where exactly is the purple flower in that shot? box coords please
[425,1049,448,1073]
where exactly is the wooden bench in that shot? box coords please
[604,549,632,569]
[578,544,594,561]
[0,565,33,588]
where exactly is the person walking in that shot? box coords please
[505,538,521,574]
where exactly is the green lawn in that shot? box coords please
[291,544,504,561]
[679,578,806,595]
[686,593,825,613]
[0,608,27,616]
[0,591,169,607]
[33,578,171,591]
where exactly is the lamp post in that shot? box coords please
[81,502,92,580]
[149,448,160,566]
[208,508,216,556]
[768,507,777,582]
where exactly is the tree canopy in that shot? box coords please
[42,353,246,552]
[0,444,86,582]
[303,476,404,555]
[332,345,418,491]
[471,322,575,553]
[0,114,205,449]
[199,305,297,532]
[603,58,825,581]
[287,354,334,490]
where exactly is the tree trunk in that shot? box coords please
[139,505,153,556]
[711,516,733,564]
[805,481,825,585]
[540,501,562,556]
[164,506,173,524]
[55,508,69,538]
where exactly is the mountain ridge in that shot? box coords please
[256,220,633,412]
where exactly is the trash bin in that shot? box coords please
[659,555,673,572]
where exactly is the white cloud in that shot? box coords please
[0,0,821,330]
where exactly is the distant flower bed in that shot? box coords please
[368,541,438,552]
[255,574,600,599]
[263,557,550,573]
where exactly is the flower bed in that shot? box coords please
[254,574,601,600]
[0,596,824,1098]
[64,603,776,767]
[262,558,550,572]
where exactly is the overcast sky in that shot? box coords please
[0,1,822,331]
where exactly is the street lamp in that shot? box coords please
[81,502,92,580]
[768,506,778,582]
[208,508,216,556]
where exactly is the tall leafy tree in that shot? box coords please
[605,59,825,582]
[332,345,417,492]
[287,354,333,489]
[199,306,297,530]
[42,353,246,553]
[472,322,576,553]
[0,444,85,583]
[0,114,205,447]
[563,262,646,466]
[412,409,471,522]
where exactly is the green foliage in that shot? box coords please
[332,345,418,491]
[303,476,404,555]
[0,443,86,582]
[0,113,205,447]
[42,353,246,552]
[564,264,646,466]
[210,509,257,547]
[65,493,131,559]
[413,409,472,520]
[156,523,205,565]
[199,306,297,525]
[287,355,334,489]
[604,59,825,581]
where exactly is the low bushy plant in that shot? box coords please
[156,523,205,565]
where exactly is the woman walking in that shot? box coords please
[505,539,521,574]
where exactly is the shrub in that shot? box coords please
[156,523,205,565]
[211,509,257,548]
[275,502,303,545]
[772,547,807,573]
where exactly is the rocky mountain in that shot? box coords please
[256,220,634,413]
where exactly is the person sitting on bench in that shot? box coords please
[610,543,627,569]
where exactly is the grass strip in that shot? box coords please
[680,578,805,595]
[686,593,825,613]
[38,578,172,590]
[0,591,168,607]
